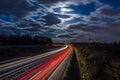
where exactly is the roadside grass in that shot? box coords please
[62,54,72,80]
[74,43,120,80]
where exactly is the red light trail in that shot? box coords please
[14,45,72,80]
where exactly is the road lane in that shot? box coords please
[14,45,72,80]
[0,57,25,65]
[0,45,67,79]
[48,47,73,80]
[0,45,67,70]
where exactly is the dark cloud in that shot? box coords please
[0,26,23,34]
[16,19,42,32]
[91,5,120,18]
[89,17,101,21]
[37,0,100,6]
[105,20,120,35]
[69,23,88,30]
[57,14,70,18]
[100,6,120,17]
[43,27,57,32]
[24,27,40,32]
[39,13,70,26]
[37,0,66,4]
[69,23,105,33]
[40,13,61,26]
[57,34,72,38]
[0,0,37,18]
[68,21,120,42]
[87,5,120,26]
[16,19,41,27]
[69,20,120,36]
[99,0,120,8]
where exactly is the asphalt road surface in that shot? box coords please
[0,45,73,80]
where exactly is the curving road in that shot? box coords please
[0,45,67,79]
[0,45,73,80]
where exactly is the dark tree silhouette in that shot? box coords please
[0,34,53,45]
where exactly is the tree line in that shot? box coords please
[0,34,53,45]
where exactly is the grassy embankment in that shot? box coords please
[74,43,120,80]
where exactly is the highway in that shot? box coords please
[48,46,73,80]
[0,45,73,80]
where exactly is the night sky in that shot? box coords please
[0,0,120,43]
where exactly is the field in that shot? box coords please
[74,43,120,80]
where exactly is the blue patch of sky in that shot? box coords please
[28,0,45,9]
[99,0,120,8]
[64,18,85,24]
[37,11,44,15]
[101,17,117,23]
[67,2,97,15]
[8,30,16,35]
[29,10,46,20]
[30,15,40,20]
[87,21,100,25]
[0,15,14,22]
[28,0,48,13]
[40,32,56,37]
[54,8,61,13]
